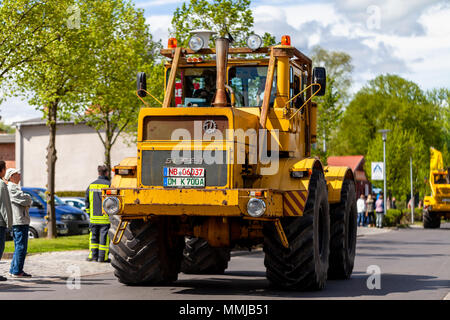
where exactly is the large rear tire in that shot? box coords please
[263,170,330,291]
[109,216,184,285]
[328,179,357,279]
[180,237,231,274]
[423,209,441,229]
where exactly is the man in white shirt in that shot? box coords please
[357,194,366,227]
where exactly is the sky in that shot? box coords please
[1,0,449,125]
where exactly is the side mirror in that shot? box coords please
[137,72,147,97]
[312,67,326,96]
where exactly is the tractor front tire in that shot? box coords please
[181,237,231,274]
[423,209,441,229]
[109,216,184,285]
[263,170,330,291]
[328,179,357,279]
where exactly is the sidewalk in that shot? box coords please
[357,226,392,237]
[0,250,114,288]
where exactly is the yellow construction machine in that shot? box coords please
[423,147,450,228]
[102,31,357,290]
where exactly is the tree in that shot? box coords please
[332,74,447,200]
[0,0,64,91]
[310,46,353,161]
[171,0,267,48]
[75,0,159,175]
[12,1,93,238]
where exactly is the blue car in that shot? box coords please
[22,187,90,236]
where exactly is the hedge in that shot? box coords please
[55,191,85,197]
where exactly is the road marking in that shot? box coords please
[444,292,450,300]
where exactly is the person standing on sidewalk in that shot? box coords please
[85,165,111,262]
[0,161,13,282]
[366,194,375,227]
[357,194,366,227]
[6,168,32,278]
[375,194,384,228]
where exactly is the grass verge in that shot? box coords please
[4,234,89,254]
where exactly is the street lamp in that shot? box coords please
[409,146,414,224]
[378,129,390,217]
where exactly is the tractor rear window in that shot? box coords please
[228,66,276,107]
[167,67,216,107]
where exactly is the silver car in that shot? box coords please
[28,216,69,239]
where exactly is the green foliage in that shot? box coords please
[4,234,89,253]
[0,0,65,92]
[0,122,15,133]
[383,209,403,227]
[170,0,255,48]
[55,191,85,197]
[310,46,353,160]
[73,0,160,171]
[332,74,448,200]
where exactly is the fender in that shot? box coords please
[324,166,355,204]
[259,157,324,192]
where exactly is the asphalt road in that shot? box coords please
[0,224,449,300]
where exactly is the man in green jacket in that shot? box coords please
[0,161,13,281]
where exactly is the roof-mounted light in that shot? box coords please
[281,35,291,46]
[168,37,177,49]
[188,35,204,52]
[246,34,262,51]
[188,29,216,51]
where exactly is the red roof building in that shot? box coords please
[327,155,372,197]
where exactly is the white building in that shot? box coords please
[15,118,136,191]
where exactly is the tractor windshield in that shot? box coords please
[228,66,276,107]
[434,173,449,184]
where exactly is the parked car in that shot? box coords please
[6,217,68,240]
[60,197,89,221]
[28,216,69,238]
[22,187,90,236]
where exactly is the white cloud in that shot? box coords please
[136,0,184,8]
[251,0,450,93]
[146,15,172,42]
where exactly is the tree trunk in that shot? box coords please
[46,101,58,238]
[104,117,112,177]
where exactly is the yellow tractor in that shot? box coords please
[102,32,357,290]
[423,148,450,228]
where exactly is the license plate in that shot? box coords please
[164,167,204,177]
[81,228,89,234]
[164,177,205,187]
[443,198,450,202]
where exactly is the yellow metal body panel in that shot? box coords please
[424,171,450,211]
[103,188,283,217]
[111,157,138,188]
[324,166,354,204]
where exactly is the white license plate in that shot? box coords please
[164,167,204,177]
[443,198,450,202]
[81,228,89,234]
[163,177,205,187]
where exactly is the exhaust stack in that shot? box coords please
[212,37,230,107]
